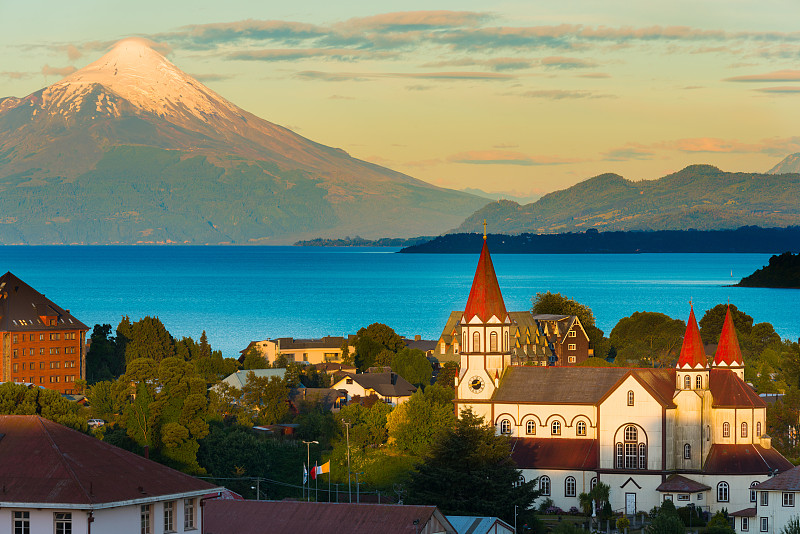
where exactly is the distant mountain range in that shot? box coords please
[0,38,485,245]
[454,164,800,235]
[768,153,800,175]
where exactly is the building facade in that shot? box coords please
[452,239,792,518]
[240,336,355,366]
[0,272,89,394]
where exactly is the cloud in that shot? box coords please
[172,20,325,48]
[337,11,490,32]
[518,89,613,99]
[578,72,611,79]
[296,70,515,82]
[657,137,763,153]
[329,94,355,100]
[403,158,443,168]
[65,45,82,61]
[41,64,76,77]
[405,84,432,91]
[602,146,656,161]
[449,150,579,166]
[190,73,235,82]
[724,69,800,82]
[228,48,388,62]
[422,57,535,71]
[0,71,34,80]
[755,86,800,94]
[605,136,800,158]
[540,56,598,69]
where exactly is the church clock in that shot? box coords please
[468,376,485,394]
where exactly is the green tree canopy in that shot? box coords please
[532,291,609,358]
[391,348,433,387]
[354,323,405,371]
[437,361,460,389]
[0,382,86,431]
[387,383,455,457]
[85,324,125,384]
[610,312,685,367]
[242,347,269,370]
[406,408,539,525]
[119,316,176,364]
[240,372,290,426]
[699,304,753,346]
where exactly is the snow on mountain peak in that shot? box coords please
[46,37,241,123]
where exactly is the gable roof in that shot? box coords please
[677,305,707,369]
[656,474,710,493]
[203,500,455,534]
[511,438,598,470]
[709,369,765,408]
[218,369,286,389]
[754,465,800,491]
[703,444,793,475]
[0,415,217,506]
[0,272,88,332]
[334,372,417,398]
[714,306,744,367]
[463,240,507,323]
[447,516,514,534]
[289,388,345,411]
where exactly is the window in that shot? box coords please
[684,375,691,389]
[462,332,467,350]
[627,391,634,406]
[12,349,17,357]
[13,511,30,534]
[751,482,759,503]
[504,332,509,351]
[526,420,536,435]
[760,517,768,532]
[663,494,673,501]
[717,481,730,502]
[551,420,561,435]
[761,491,769,506]
[473,332,480,352]
[616,443,624,469]
[684,444,691,459]
[565,476,576,497]
[453,343,459,354]
[742,517,749,532]
[742,422,748,438]
[490,332,498,352]
[723,422,730,438]
[141,505,152,534]
[568,330,577,337]
[757,422,762,437]
[13,363,18,372]
[13,334,18,343]
[500,419,511,435]
[184,498,196,529]
[540,475,551,496]
[513,474,525,488]
[616,425,646,470]
[639,443,647,469]
[54,512,72,534]
[164,501,175,532]
[39,334,44,341]
[39,348,44,355]
[346,378,353,384]
[568,343,577,351]
[696,375,702,389]
[568,356,576,363]
[577,421,587,436]
[677,494,690,501]
[784,492,795,507]
[39,362,45,369]
[591,477,598,490]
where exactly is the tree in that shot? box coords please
[387,383,455,457]
[610,312,685,367]
[780,516,800,534]
[532,292,609,358]
[406,408,539,524]
[437,361,460,389]
[391,348,433,386]
[0,382,87,431]
[767,388,800,459]
[85,324,125,383]
[706,511,734,534]
[699,304,753,346]
[121,316,176,364]
[241,372,290,426]
[242,347,269,370]
[354,323,405,371]
[645,500,685,534]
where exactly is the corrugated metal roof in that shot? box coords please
[0,415,217,505]
[447,515,514,534]
[709,369,765,408]
[0,272,88,332]
[511,438,598,470]
[753,465,800,491]
[204,500,455,534]
[703,444,793,475]
[494,367,631,404]
[218,369,286,389]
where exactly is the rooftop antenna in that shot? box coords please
[483,219,487,241]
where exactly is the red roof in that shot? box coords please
[0,415,217,505]
[463,240,507,323]
[754,465,800,491]
[677,306,707,369]
[203,500,453,534]
[714,307,744,367]
[709,369,765,408]
[656,474,710,492]
[511,438,598,470]
[703,444,792,475]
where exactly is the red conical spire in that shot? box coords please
[463,239,508,323]
[677,304,707,369]
[715,306,744,366]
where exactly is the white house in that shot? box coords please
[331,372,416,406]
[743,465,800,534]
[0,415,222,534]
[452,237,792,518]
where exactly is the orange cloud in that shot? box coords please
[724,69,800,82]
[449,150,580,166]
[41,64,76,77]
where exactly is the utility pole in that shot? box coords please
[344,421,352,503]
[302,440,318,502]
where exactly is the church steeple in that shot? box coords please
[677,304,707,369]
[714,306,745,379]
[463,238,508,324]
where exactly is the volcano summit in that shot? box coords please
[0,38,485,244]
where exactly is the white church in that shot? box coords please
[453,237,791,530]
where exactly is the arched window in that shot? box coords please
[627,391,634,406]
[684,375,691,389]
[684,444,691,459]
[565,476,576,497]
[591,477,598,491]
[750,481,759,503]
[540,475,551,496]
[696,375,702,389]
[742,422,748,438]
[616,425,646,469]
[551,420,561,435]
[500,419,511,435]
[616,443,624,469]
[723,422,730,438]
[473,332,480,353]
[504,331,509,351]
[639,443,647,469]
[577,421,587,436]
[490,332,498,352]
[462,332,467,351]
[717,481,729,502]
[757,422,762,437]
[513,475,525,488]
[625,425,638,442]
[526,420,536,435]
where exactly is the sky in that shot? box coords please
[2,0,799,198]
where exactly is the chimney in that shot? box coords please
[414,335,421,341]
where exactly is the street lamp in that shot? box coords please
[302,440,319,502]
[514,505,518,534]
[344,421,352,503]
[355,472,364,503]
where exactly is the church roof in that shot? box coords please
[677,305,707,369]
[714,307,744,367]
[511,438,598,470]
[709,369,765,408]
[0,272,88,332]
[463,240,507,323]
[655,474,710,493]
[703,444,792,475]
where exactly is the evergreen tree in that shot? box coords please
[391,347,433,386]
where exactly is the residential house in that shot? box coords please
[331,372,416,406]
[203,500,456,534]
[0,415,220,534]
[239,336,355,366]
[746,465,800,534]
[452,237,792,517]
[0,272,89,394]
[447,516,515,534]
[215,368,286,391]
[288,387,346,413]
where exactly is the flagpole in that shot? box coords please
[329,472,331,503]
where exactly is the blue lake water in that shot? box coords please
[1,246,797,358]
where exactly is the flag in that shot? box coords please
[317,461,331,475]
[311,462,318,481]
[303,464,308,484]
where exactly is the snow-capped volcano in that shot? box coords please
[0,38,485,244]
